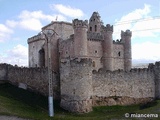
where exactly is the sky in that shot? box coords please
[0,0,160,66]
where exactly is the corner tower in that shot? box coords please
[102,24,113,71]
[73,19,88,57]
[89,12,102,33]
[121,30,132,71]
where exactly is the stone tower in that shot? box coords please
[89,12,101,33]
[102,24,114,71]
[73,19,88,57]
[121,30,132,71]
[60,58,93,113]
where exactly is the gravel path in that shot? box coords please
[0,116,31,120]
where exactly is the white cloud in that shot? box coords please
[6,10,67,31]
[0,44,28,66]
[132,41,160,61]
[18,10,56,21]
[113,4,160,39]
[51,4,84,18]
[19,18,43,31]
[0,24,13,42]
[6,20,18,28]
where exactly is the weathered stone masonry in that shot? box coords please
[0,61,160,113]
[60,58,93,113]
[60,58,160,113]
[0,64,60,99]
[92,68,155,106]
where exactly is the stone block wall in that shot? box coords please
[60,58,93,113]
[0,64,60,99]
[1,61,160,113]
[153,62,160,99]
[92,68,155,106]
[113,44,124,70]
[0,63,9,81]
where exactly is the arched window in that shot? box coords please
[39,48,45,67]
[95,25,97,32]
[90,27,92,31]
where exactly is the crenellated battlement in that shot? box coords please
[28,33,45,43]
[92,67,153,75]
[72,19,88,28]
[102,24,113,32]
[121,30,132,37]
[0,63,48,73]
[155,61,160,68]
[8,65,47,73]
[113,39,123,44]
[148,61,160,70]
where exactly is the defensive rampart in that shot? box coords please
[60,58,160,113]
[92,68,155,106]
[1,61,160,113]
[0,64,60,99]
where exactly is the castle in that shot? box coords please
[28,12,132,72]
[1,12,160,114]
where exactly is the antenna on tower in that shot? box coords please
[55,16,58,21]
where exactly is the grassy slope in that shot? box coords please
[0,83,159,120]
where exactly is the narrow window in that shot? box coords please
[90,27,92,31]
[118,51,121,57]
[39,48,45,67]
[95,25,97,32]
[95,50,97,53]
[93,61,95,67]
[73,89,75,94]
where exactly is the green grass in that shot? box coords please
[0,83,160,120]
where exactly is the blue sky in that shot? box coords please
[0,0,160,66]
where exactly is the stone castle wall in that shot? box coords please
[1,61,160,113]
[28,34,45,67]
[113,44,124,70]
[0,64,60,99]
[42,21,74,40]
[152,62,160,99]
[0,64,8,81]
[59,58,160,113]
[92,68,155,106]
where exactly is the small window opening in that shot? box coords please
[90,27,92,31]
[93,61,95,67]
[118,51,121,57]
[94,19,95,21]
[66,51,68,54]
[95,25,97,32]
[95,50,97,53]
[73,89,75,94]
[39,48,45,67]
